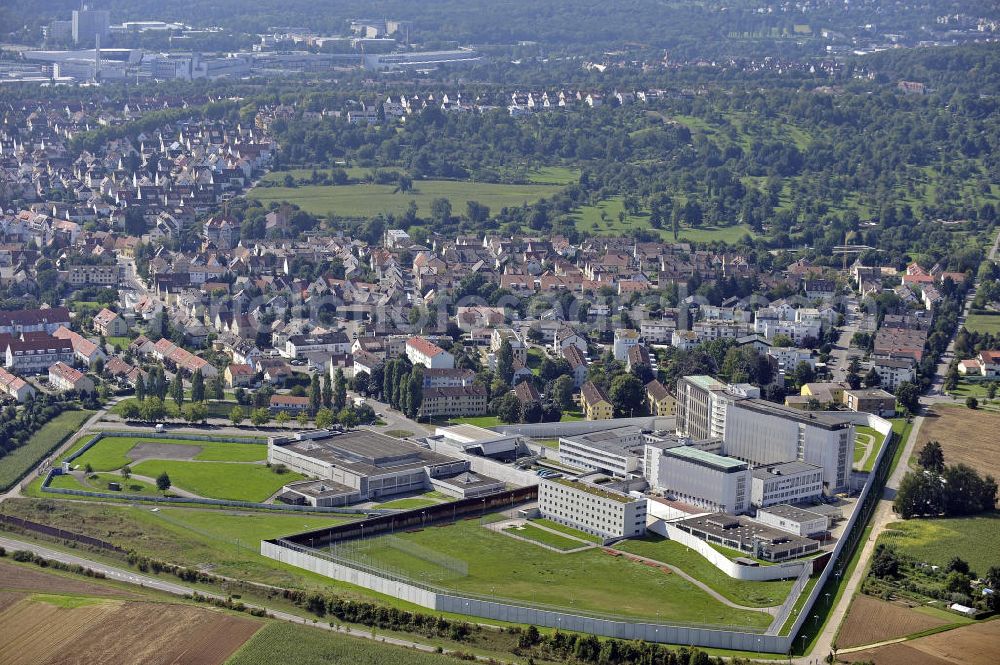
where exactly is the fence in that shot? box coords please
[0,514,124,553]
[493,416,675,438]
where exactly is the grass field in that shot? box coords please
[964,312,1000,334]
[50,471,169,497]
[332,516,772,627]
[613,534,795,608]
[0,410,95,492]
[503,523,585,550]
[854,426,887,473]
[531,518,602,543]
[879,512,1000,575]
[225,622,457,665]
[70,435,267,472]
[128,460,302,502]
[570,196,755,243]
[248,179,563,218]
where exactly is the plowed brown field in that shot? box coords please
[0,560,130,597]
[841,619,1000,665]
[837,594,948,647]
[920,408,1000,478]
[0,597,261,665]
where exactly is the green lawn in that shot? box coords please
[333,517,772,627]
[530,518,602,543]
[503,523,585,551]
[0,499,353,590]
[249,179,563,218]
[879,512,1000,575]
[614,534,796,608]
[70,435,267,472]
[50,471,165,497]
[854,426,887,473]
[226,622,457,665]
[105,336,134,349]
[532,438,560,449]
[946,380,994,399]
[524,165,579,185]
[449,415,501,428]
[0,409,95,491]
[376,498,443,510]
[964,312,1000,334]
[128,460,302,502]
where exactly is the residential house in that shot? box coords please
[225,363,256,388]
[418,385,488,418]
[405,336,455,369]
[48,361,94,394]
[645,379,675,416]
[93,307,128,336]
[0,366,34,402]
[269,394,310,414]
[581,381,613,420]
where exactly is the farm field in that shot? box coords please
[964,312,1000,334]
[0,560,261,665]
[0,410,95,492]
[248,179,563,218]
[841,619,1000,665]
[225,622,458,665]
[879,512,1000,575]
[918,407,1000,479]
[70,435,268,472]
[836,594,950,648]
[329,516,773,627]
[612,534,795,607]
[0,499,353,589]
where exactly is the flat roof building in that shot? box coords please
[558,426,647,477]
[755,504,829,538]
[539,478,647,542]
[648,445,750,514]
[751,461,824,508]
[674,513,820,562]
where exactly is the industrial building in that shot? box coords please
[673,513,821,562]
[270,429,502,506]
[538,478,647,541]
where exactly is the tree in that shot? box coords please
[120,465,132,482]
[140,397,165,422]
[870,544,901,579]
[190,369,205,402]
[721,346,773,386]
[496,339,515,385]
[209,375,224,401]
[156,472,171,493]
[135,374,146,402]
[894,470,943,518]
[119,401,140,420]
[333,369,347,412]
[985,567,1000,611]
[229,405,245,425]
[946,556,970,575]
[353,370,370,396]
[495,393,522,424]
[185,402,207,423]
[315,408,334,429]
[276,411,290,426]
[609,374,644,418]
[322,373,333,409]
[309,374,321,416]
[864,367,882,388]
[551,375,575,411]
[250,408,270,427]
[917,441,945,473]
[170,375,184,410]
[966,396,979,409]
[793,361,815,389]
[895,381,921,414]
[430,197,452,225]
[297,411,310,427]
[404,371,423,419]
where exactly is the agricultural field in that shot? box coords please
[328,516,773,627]
[841,619,1000,665]
[0,499,353,589]
[225,622,458,665]
[879,512,1000,576]
[836,595,951,648]
[918,407,1000,479]
[613,534,795,607]
[248,179,563,218]
[0,410,95,492]
[0,560,261,665]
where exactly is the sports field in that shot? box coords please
[59,434,293,502]
[328,517,773,627]
[248,179,563,218]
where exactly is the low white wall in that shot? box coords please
[494,416,675,438]
[648,520,808,582]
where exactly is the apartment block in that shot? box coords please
[538,478,647,541]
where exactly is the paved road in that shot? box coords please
[0,533,493,661]
[828,295,862,384]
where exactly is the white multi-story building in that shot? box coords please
[284,332,351,358]
[871,357,916,391]
[646,444,751,514]
[558,426,647,477]
[754,318,821,344]
[613,328,641,361]
[755,505,829,538]
[751,461,825,507]
[767,347,815,374]
[538,478,647,541]
[640,319,676,344]
[405,336,455,369]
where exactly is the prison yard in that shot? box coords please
[325,514,777,629]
